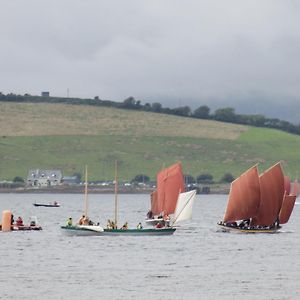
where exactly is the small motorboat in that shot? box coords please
[33,201,60,207]
[12,216,42,231]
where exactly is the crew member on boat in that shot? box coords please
[16,216,23,227]
[137,222,143,229]
[66,217,72,226]
[163,214,170,227]
[146,210,153,219]
[78,215,90,225]
[121,222,128,230]
[156,222,164,229]
[107,219,112,229]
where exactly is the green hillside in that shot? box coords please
[1,102,300,181]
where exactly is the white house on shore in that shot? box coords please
[27,169,62,187]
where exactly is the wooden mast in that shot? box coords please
[114,160,118,228]
[84,165,88,218]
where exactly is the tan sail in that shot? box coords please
[223,165,260,223]
[252,162,284,226]
[284,176,290,195]
[279,193,296,224]
[156,162,185,215]
[150,190,159,215]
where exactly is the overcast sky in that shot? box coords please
[1,1,300,122]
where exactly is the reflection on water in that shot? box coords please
[0,193,299,300]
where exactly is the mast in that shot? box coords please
[114,160,118,228]
[84,165,88,218]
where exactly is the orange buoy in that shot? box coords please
[1,210,12,232]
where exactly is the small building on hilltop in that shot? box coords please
[27,169,62,187]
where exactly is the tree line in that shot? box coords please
[133,173,234,184]
[1,92,300,135]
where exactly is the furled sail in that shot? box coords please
[173,190,196,225]
[252,162,284,226]
[279,193,296,224]
[223,165,260,223]
[156,162,185,215]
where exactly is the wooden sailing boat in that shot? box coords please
[218,162,296,233]
[102,160,176,235]
[61,165,104,236]
[146,162,186,226]
[62,162,176,236]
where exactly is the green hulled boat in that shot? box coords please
[61,163,176,237]
[61,225,176,236]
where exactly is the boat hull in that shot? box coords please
[61,225,176,236]
[218,224,280,234]
[102,227,175,236]
[12,225,42,231]
[33,203,60,207]
[145,218,170,226]
[61,225,104,236]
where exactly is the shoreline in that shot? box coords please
[0,185,230,194]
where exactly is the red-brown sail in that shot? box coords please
[284,176,290,195]
[252,162,284,226]
[156,162,185,215]
[290,179,300,197]
[150,190,160,215]
[223,165,260,223]
[279,193,296,224]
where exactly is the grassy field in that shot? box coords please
[1,102,300,181]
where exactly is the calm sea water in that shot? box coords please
[0,193,299,300]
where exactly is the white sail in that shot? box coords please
[172,190,196,225]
